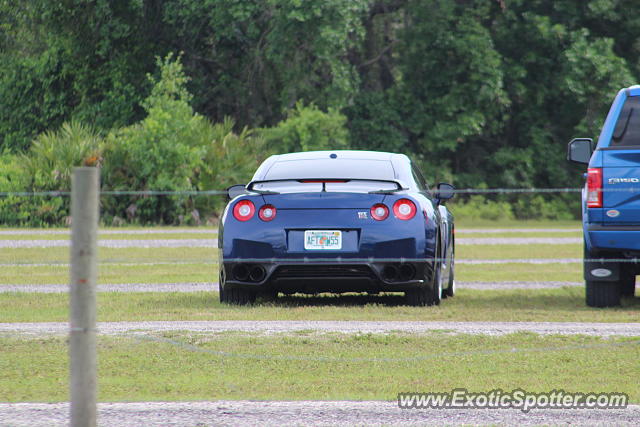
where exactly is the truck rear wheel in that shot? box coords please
[620,265,636,297]
[586,280,621,307]
[584,243,621,307]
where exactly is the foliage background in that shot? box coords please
[1,0,638,224]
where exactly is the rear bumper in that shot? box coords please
[587,225,640,252]
[221,260,433,294]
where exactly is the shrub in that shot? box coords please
[195,117,268,219]
[0,121,103,226]
[260,102,349,153]
[449,195,515,222]
[101,55,206,225]
[23,120,103,191]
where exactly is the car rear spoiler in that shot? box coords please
[246,178,408,194]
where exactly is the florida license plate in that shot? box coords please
[304,230,342,250]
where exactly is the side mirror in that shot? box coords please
[435,183,455,202]
[567,138,594,165]
[227,184,248,200]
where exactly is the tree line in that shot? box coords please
[1,0,638,224]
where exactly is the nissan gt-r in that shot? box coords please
[218,150,455,306]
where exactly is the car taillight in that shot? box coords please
[587,168,603,208]
[393,198,417,220]
[258,204,277,221]
[370,203,389,221]
[233,200,255,221]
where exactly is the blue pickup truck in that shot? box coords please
[568,85,640,307]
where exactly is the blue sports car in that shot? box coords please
[218,150,455,306]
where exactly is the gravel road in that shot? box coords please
[0,401,637,426]
[2,320,639,336]
[0,237,580,248]
[0,281,587,293]
[0,258,582,269]
[0,229,216,235]
[0,239,219,248]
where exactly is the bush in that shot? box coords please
[101,54,267,225]
[23,121,103,191]
[511,194,578,221]
[101,55,206,225]
[195,117,267,219]
[450,193,580,223]
[449,195,515,222]
[260,102,349,153]
[0,121,102,226]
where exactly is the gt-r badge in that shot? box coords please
[358,212,368,219]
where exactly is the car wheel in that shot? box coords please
[584,243,621,307]
[443,241,455,298]
[620,264,636,297]
[219,268,257,305]
[221,287,256,305]
[218,269,225,303]
[406,257,442,307]
[428,260,443,306]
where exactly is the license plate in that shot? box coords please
[304,230,342,250]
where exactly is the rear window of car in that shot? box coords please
[612,96,640,146]
[264,159,396,180]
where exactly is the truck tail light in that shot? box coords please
[587,167,603,208]
[393,199,417,220]
[233,200,255,221]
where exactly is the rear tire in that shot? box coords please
[443,241,455,298]
[219,269,257,305]
[406,258,442,307]
[620,265,636,297]
[220,287,256,305]
[586,280,621,307]
[584,243,621,307]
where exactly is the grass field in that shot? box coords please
[2,221,639,405]
[1,288,639,323]
[1,332,638,402]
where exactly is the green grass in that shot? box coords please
[0,247,216,265]
[457,263,581,282]
[457,244,581,260]
[0,232,217,240]
[1,288,638,323]
[0,262,580,285]
[0,333,637,402]
[1,245,583,264]
[0,263,217,285]
[455,219,581,229]
[457,231,582,238]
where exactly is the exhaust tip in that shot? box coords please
[249,265,266,282]
[399,264,415,281]
[382,265,398,281]
[232,264,250,281]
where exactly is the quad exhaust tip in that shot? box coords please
[249,265,266,282]
[232,264,266,282]
[382,263,415,282]
[382,265,398,281]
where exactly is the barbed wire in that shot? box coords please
[2,187,640,198]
